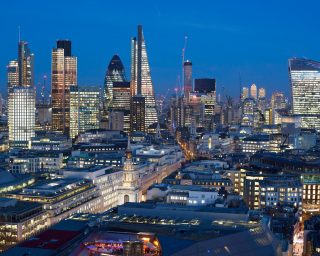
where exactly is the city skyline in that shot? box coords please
[1,1,320,97]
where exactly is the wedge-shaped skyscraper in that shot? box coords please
[130,25,158,130]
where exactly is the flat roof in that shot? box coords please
[20,229,81,250]
[0,200,42,217]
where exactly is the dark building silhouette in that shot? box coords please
[194,78,216,93]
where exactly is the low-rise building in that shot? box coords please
[63,166,123,211]
[7,179,100,225]
[259,177,302,208]
[241,134,270,154]
[0,198,49,252]
[167,185,218,206]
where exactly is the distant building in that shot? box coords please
[250,83,257,99]
[241,87,249,101]
[289,58,320,131]
[241,134,270,154]
[130,95,145,132]
[69,86,100,139]
[18,41,34,87]
[104,54,126,111]
[271,92,286,110]
[7,60,19,93]
[51,40,77,135]
[258,87,266,98]
[8,87,35,148]
[130,25,158,129]
[109,81,131,133]
[259,176,302,208]
[183,60,193,97]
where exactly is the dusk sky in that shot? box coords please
[1,0,320,98]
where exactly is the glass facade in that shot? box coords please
[289,58,320,130]
[51,41,77,135]
[8,87,35,147]
[70,86,100,139]
[104,55,126,111]
[7,60,19,93]
[131,25,158,130]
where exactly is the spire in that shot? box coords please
[126,136,132,159]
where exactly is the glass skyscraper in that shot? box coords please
[8,87,35,147]
[8,40,35,148]
[104,54,126,111]
[289,58,320,130]
[18,41,34,87]
[7,60,19,93]
[184,60,192,97]
[130,25,158,130]
[69,86,100,139]
[51,40,77,135]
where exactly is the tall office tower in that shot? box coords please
[271,92,286,110]
[69,86,100,139]
[289,58,320,130]
[130,25,158,129]
[184,60,193,97]
[130,95,145,132]
[8,40,35,148]
[104,55,126,110]
[110,81,131,133]
[7,60,19,93]
[194,78,216,129]
[258,87,266,98]
[51,40,77,135]
[18,41,34,87]
[250,84,257,99]
[8,87,35,147]
[241,87,249,101]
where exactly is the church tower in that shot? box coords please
[118,137,139,204]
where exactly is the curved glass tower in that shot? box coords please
[104,54,126,110]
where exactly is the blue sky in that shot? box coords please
[0,0,319,98]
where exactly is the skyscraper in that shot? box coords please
[289,58,320,130]
[7,60,19,93]
[258,87,266,98]
[104,55,126,110]
[8,87,35,147]
[250,84,257,99]
[8,40,35,148]
[130,25,158,130]
[130,95,145,132]
[51,40,77,135]
[271,92,286,110]
[184,60,192,97]
[18,41,34,87]
[69,86,100,139]
[241,87,249,101]
[110,81,131,133]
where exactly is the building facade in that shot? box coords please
[69,86,100,139]
[8,87,35,148]
[289,58,320,131]
[104,54,126,111]
[51,40,77,135]
[130,25,158,129]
